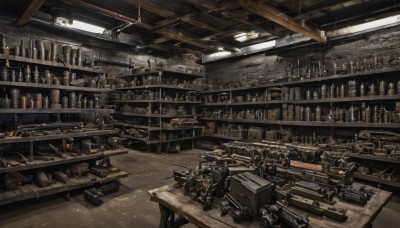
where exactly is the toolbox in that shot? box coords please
[230,172,274,215]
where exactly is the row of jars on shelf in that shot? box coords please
[113,90,198,102]
[117,75,203,89]
[120,104,196,115]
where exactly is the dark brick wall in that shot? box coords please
[205,26,400,83]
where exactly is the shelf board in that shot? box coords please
[203,133,242,141]
[114,112,197,118]
[118,70,204,79]
[354,172,400,188]
[122,134,198,144]
[0,129,119,144]
[0,81,111,93]
[115,85,200,91]
[201,100,283,106]
[0,108,114,114]
[199,118,400,128]
[116,122,202,131]
[200,66,400,93]
[344,153,400,164]
[113,100,201,104]
[0,53,103,74]
[0,171,128,206]
[0,149,128,174]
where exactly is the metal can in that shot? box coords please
[71,49,78,65]
[88,100,94,109]
[36,40,45,60]
[43,96,49,109]
[51,42,57,62]
[321,84,327,99]
[77,48,82,66]
[313,91,319,100]
[348,80,357,97]
[63,46,72,65]
[35,93,42,109]
[69,92,76,108]
[10,69,16,82]
[379,80,386,96]
[388,83,395,95]
[369,83,376,96]
[17,68,23,82]
[61,96,68,108]
[62,71,70,85]
[305,106,311,121]
[11,88,19,108]
[24,65,31,82]
[20,96,27,109]
[1,67,8,81]
[365,106,371,123]
[329,84,335,98]
[82,97,87,108]
[45,70,51,85]
[306,90,311,100]
[32,47,37,59]
[33,66,39,83]
[340,84,345,98]
[315,106,321,121]
[359,82,365,96]
[397,81,400,95]
[50,89,60,106]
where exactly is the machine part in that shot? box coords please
[99,180,120,195]
[70,162,90,177]
[224,193,251,222]
[48,143,67,159]
[35,170,50,187]
[230,172,274,215]
[265,201,309,228]
[90,166,109,177]
[84,188,104,206]
[3,172,26,190]
[259,207,279,227]
[338,187,369,205]
[53,171,68,183]
[248,127,263,141]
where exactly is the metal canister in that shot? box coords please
[63,46,72,65]
[17,68,23,82]
[365,105,371,123]
[43,96,49,109]
[388,82,395,95]
[20,40,25,57]
[373,105,378,123]
[28,97,34,109]
[35,93,42,109]
[82,97,87,108]
[348,80,357,97]
[11,88,19,108]
[24,65,31,82]
[305,90,311,100]
[294,87,301,100]
[305,106,311,121]
[50,89,60,107]
[1,67,8,81]
[384,109,390,123]
[13,46,20,56]
[94,98,100,109]
[313,91,319,100]
[321,84,327,99]
[44,70,51,85]
[349,106,356,122]
[20,96,27,109]
[36,40,45,60]
[359,82,365,96]
[32,47,37,59]
[340,84,345,98]
[70,72,76,83]
[53,77,60,85]
[51,42,57,62]
[379,81,386,96]
[369,83,376,96]
[77,48,82,66]
[10,69,16,82]
[69,92,76,108]
[62,71,69,85]
[88,100,94,109]
[295,105,301,121]
[315,106,321,122]
[61,96,68,108]
[33,66,39,83]
[45,50,51,61]
[71,49,78,65]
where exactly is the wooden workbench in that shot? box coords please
[149,183,392,228]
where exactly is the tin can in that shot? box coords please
[24,65,31,82]
[69,92,76,108]
[61,96,68,108]
[43,96,49,109]
[35,93,42,109]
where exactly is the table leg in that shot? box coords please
[159,204,175,228]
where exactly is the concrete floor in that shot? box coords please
[0,148,398,228]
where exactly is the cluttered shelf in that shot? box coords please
[0,171,128,206]
[199,118,400,128]
[116,122,203,131]
[117,70,203,79]
[114,85,201,91]
[0,108,114,114]
[200,66,400,94]
[0,149,128,174]
[0,81,111,93]
[115,112,197,118]
[202,133,242,141]
[113,100,201,104]
[0,54,103,74]
[344,153,400,164]
[354,172,400,188]
[121,135,198,144]
[0,129,119,144]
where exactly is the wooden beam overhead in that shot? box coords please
[15,0,45,27]
[237,0,327,43]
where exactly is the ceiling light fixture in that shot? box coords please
[56,17,106,34]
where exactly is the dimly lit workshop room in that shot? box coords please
[0,0,400,227]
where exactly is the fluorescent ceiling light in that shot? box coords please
[218,47,224,51]
[234,31,270,42]
[55,17,106,34]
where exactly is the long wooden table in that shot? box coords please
[149,183,392,228]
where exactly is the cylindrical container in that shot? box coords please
[348,80,357,97]
[313,91,319,100]
[373,105,378,123]
[53,77,60,85]
[36,40,45,60]
[10,69,16,82]
[69,92,76,108]
[77,100,82,109]
[315,106,321,122]
[388,83,395,95]
[62,71,69,85]
[295,105,301,121]
[35,93,42,109]
[305,106,311,121]
[61,96,68,108]
[340,84,345,98]
[50,89,60,106]
[45,70,51,85]
[17,68,23,82]
[43,96,49,109]
[359,83,365,96]
[71,49,77,65]
[294,87,301,100]
[51,42,57,62]
[349,106,356,122]
[397,81,400,95]
[330,84,335,98]
[28,97,34,109]
[63,46,72,65]
[33,66,39,83]
[384,109,390,123]
[94,98,100,109]
[20,40,25,57]
[379,81,386,96]
[20,96,27,109]
[321,84,327,99]
[366,106,371,123]
[70,72,76,83]
[45,50,51,61]
[369,83,376,96]
[24,65,31,82]
[77,48,82,66]
[82,97,87,108]
[88,100,94,109]
[306,90,311,100]
[11,88,19,108]
[32,47,37,59]
[1,67,8,81]
[13,46,20,56]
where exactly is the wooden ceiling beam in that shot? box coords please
[15,0,46,26]
[237,0,327,43]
